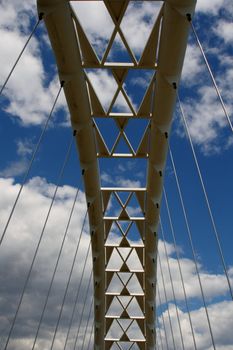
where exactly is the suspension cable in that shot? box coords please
[187,17,233,133]
[159,219,185,350]
[74,271,93,350]
[158,252,177,350]
[86,321,94,350]
[163,177,197,350]
[4,131,74,350]
[154,239,164,350]
[80,296,94,350]
[0,13,44,97]
[168,145,217,350]
[63,238,92,350]
[157,283,169,350]
[50,210,89,350]
[31,187,80,350]
[156,335,161,350]
[156,313,165,350]
[0,82,64,248]
[177,93,233,300]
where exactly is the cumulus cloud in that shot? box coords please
[71,1,113,58]
[0,139,34,178]
[182,44,203,84]
[0,1,67,126]
[179,3,233,155]
[0,176,232,348]
[0,1,232,349]
[121,1,163,56]
[101,171,142,188]
[0,177,92,349]
[157,301,233,350]
[214,20,233,45]
[179,81,232,155]
[72,1,162,58]
[195,0,225,15]
[101,160,144,189]
[74,0,233,156]
[2,0,231,155]
[86,69,136,113]
[86,69,117,111]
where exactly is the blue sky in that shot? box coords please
[0,1,233,350]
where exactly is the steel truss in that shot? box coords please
[37,0,196,348]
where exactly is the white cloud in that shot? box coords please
[87,69,117,111]
[101,161,143,188]
[101,171,112,185]
[0,177,91,349]
[115,177,141,188]
[179,83,232,155]
[121,1,163,56]
[178,39,233,155]
[0,1,67,126]
[101,171,141,188]
[74,0,232,156]
[1,0,232,156]
[182,44,203,84]
[17,139,33,157]
[0,177,232,348]
[0,2,36,31]
[195,0,225,15]
[0,138,34,178]
[0,159,28,178]
[71,1,114,58]
[157,301,233,350]
[176,0,233,155]
[214,20,233,45]
[72,1,162,59]
[157,249,231,302]
[0,0,232,348]
[86,69,134,113]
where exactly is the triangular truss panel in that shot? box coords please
[38,0,196,348]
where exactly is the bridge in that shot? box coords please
[0,1,232,350]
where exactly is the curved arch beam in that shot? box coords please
[37,0,196,348]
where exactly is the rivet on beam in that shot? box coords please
[186,13,192,22]
[38,12,44,21]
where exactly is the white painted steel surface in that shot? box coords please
[37,1,196,348]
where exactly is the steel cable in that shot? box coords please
[86,322,94,350]
[156,313,165,350]
[0,82,64,248]
[63,239,92,350]
[189,18,233,133]
[159,219,185,350]
[80,296,94,350]
[4,130,75,350]
[157,284,169,350]
[156,336,161,350]
[168,144,217,350]
[73,270,93,350]
[0,14,44,97]
[50,210,89,350]
[177,93,233,300]
[163,176,197,350]
[158,252,177,350]
[31,187,80,350]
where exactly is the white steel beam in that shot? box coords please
[37,0,196,348]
